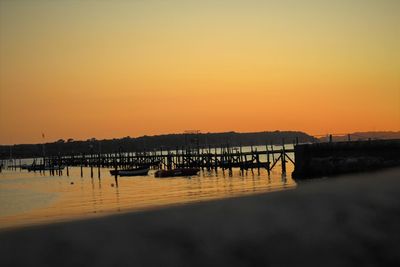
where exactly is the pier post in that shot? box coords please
[167,152,172,170]
[266,144,270,175]
[239,145,244,175]
[250,145,254,174]
[114,157,119,188]
[80,153,84,178]
[58,155,62,176]
[98,153,101,179]
[214,147,218,171]
[228,143,232,173]
[52,157,55,176]
[281,139,286,174]
[90,155,94,179]
[270,143,275,162]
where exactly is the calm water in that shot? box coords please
[0,147,296,230]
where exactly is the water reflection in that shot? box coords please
[282,172,287,185]
[0,163,296,229]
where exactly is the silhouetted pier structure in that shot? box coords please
[55,145,294,173]
[3,143,295,178]
[5,139,399,181]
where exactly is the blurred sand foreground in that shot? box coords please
[1,168,400,266]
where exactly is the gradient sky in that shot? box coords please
[0,0,399,144]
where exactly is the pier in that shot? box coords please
[36,145,293,175]
[3,139,399,180]
[1,143,295,178]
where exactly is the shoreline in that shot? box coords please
[1,167,400,266]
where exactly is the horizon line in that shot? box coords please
[1,129,400,146]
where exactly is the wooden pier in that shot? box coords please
[2,144,295,177]
[4,139,399,181]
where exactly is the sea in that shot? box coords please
[0,145,296,230]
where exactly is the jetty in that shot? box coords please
[21,144,294,178]
[2,139,400,180]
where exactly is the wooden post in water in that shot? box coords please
[266,144,270,175]
[255,148,260,174]
[98,153,101,179]
[58,154,62,176]
[166,152,170,170]
[250,145,254,175]
[90,153,94,178]
[52,157,55,176]
[207,147,211,170]
[281,139,286,174]
[243,151,247,173]
[118,149,122,170]
[238,146,242,173]
[227,143,232,173]
[270,143,275,162]
[80,153,84,178]
[113,156,118,188]
[214,147,218,171]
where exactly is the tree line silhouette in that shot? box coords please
[0,131,315,159]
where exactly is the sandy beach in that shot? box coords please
[1,167,400,266]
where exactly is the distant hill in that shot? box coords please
[317,131,400,142]
[0,131,315,159]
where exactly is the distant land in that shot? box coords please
[0,131,313,159]
[0,131,399,159]
[318,131,400,142]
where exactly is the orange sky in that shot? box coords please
[0,0,399,144]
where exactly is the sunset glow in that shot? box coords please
[1,0,399,144]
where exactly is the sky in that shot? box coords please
[0,0,399,144]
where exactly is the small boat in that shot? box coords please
[109,167,149,177]
[27,165,41,171]
[154,168,200,178]
[20,164,30,170]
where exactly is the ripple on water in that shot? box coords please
[0,164,295,229]
[0,188,59,216]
